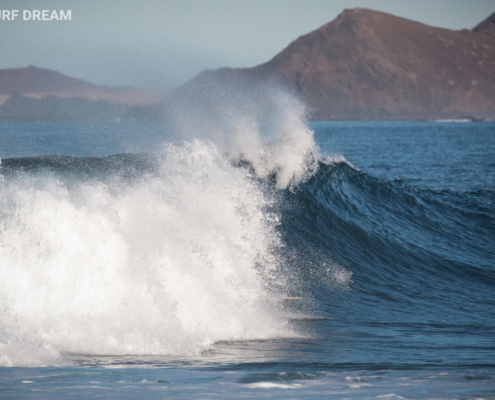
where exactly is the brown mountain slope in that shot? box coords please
[177,8,495,120]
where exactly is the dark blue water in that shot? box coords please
[1,121,494,399]
[313,121,495,192]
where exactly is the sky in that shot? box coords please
[0,0,494,88]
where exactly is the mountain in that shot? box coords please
[2,9,495,122]
[473,12,495,37]
[0,66,169,122]
[0,65,96,94]
[173,8,495,120]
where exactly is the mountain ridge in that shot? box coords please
[175,8,495,120]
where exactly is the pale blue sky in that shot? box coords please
[1,0,493,87]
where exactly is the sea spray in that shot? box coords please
[165,76,318,189]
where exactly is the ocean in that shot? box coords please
[0,116,494,399]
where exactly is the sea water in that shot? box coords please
[0,114,494,399]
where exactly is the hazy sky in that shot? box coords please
[1,0,493,88]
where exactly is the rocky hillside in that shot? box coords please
[176,8,495,120]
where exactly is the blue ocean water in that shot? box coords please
[0,120,494,399]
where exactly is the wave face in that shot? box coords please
[279,160,495,367]
[283,160,495,295]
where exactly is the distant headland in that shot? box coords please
[1,8,494,122]
[0,66,170,122]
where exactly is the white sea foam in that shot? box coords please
[0,139,307,367]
